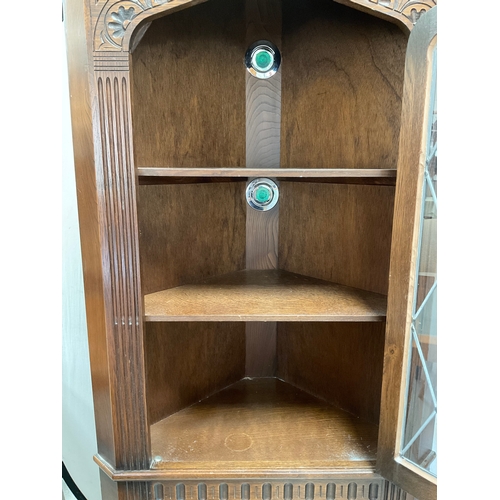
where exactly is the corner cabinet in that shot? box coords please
[64,1,437,499]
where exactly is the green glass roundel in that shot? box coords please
[255,185,272,204]
[245,41,280,80]
[252,48,274,72]
[245,177,279,211]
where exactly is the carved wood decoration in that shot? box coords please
[147,479,388,500]
[90,0,436,57]
[91,0,207,52]
[333,0,436,32]
[95,474,414,500]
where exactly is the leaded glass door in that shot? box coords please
[377,7,437,500]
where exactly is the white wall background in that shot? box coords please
[62,17,103,500]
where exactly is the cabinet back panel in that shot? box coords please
[137,183,246,296]
[130,0,246,168]
[281,0,407,169]
[277,322,385,424]
[279,182,395,295]
[145,322,245,424]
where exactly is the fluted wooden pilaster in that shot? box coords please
[93,57,150,475]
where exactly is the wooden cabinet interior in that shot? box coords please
[64,0,437,497]
[130,0,406,477]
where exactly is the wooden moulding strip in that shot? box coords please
[136,168,397,186]
[136,167,397,178]
[94,454,378,482]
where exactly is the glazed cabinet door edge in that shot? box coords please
[377,7,437,500]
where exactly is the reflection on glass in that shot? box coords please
[400,46,437,477]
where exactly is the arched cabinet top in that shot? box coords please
[91,0,436,53]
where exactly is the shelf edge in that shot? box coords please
[143,315,386,322]
[137,167,397,178]
[94,454,377,482]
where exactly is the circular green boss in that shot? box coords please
[246,178,279,211]
[254,185,272,204]
[252,48,274,73]
[245,41,281,79]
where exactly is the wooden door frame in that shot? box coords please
[377,7,437,500]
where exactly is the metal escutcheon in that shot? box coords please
[246,178,279,211]
[245,40,281,79]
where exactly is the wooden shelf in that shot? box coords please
[144,270,387,322]
[137,167,397,186]
[150,378,378,474]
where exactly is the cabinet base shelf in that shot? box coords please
[149,378,378,476]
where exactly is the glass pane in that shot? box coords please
[401,333,437,473]
[414,180,437,312]
[414,285,437,393]
[400,46,437,477]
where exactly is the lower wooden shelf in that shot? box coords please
[144,270,387,322]
[150,378,378,476]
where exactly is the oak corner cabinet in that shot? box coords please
[64,0,437,499]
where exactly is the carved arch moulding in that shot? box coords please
[91,0,436,53]
[334,0,436,32]
[92,0,208,53]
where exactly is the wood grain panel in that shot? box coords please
[150,379,378,471]
[130,0,246,168]
[245,71,281,171]
[145,322,245,425]
[245,205,279,270]
[245,322,277,376]
[246,0,281,43]
[277,322,386,424]
[281,0,407,169]
[245,0,282,377]
[279,182,395,295]
[137,182,246,295]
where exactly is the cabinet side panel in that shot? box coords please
[130,0,246,168]
[277,322,385,424]
[281,0,407,169]
[279,182,394,295]
[137,183,246,295]
[65,0,116,464]
[145,322,246,424]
